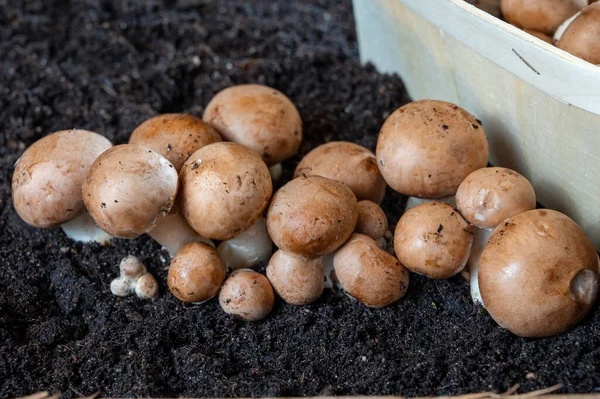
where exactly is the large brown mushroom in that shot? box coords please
[334,233,409,308]
[376,100,488,210]
[557,2,600,64]
[501,0,583,35]
[394,202,474,279]
[203,84,302,170]
[129,113,221,171]
[266,175,358,258]
[294,141,386,204]
[179,142,273,241]
[479,209,599,337]
[12,129,113,243]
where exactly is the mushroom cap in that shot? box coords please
[294,141,386,204]
[376,100,488,199]
[83,144,178,238]
[479,209,599,337]
[333,233,409,308]
[203,84,302,166]
[558,3,600,64]
[266,175,358,258]
[501,0,582,35]
[523,29,554,44]
[119,255,146,279]
[266,250,324,305]
[179,142,273,241]
[129,113,222,171]
[394,202,474,279]
[219,270,275,321]
[455,167,536,229]
[168,242,226,303]
[355,200,388,240]
[12,129,112,228]
[135,273,159,299]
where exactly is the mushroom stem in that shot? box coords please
[148,206,213,256]
[468,227,494,306]
[404,195,456,212]
[569,267,599,305]
[217,217,273,271]
[554,11,580,44]
[269,163,283,181]
[322,252,342,289]
[61,212,113,245]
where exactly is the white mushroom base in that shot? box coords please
[218,217,273,271]
[269,163,283,181]
[61,212,112,245]
[553,11,581,44]
[468,227,493,306]
[149,208,214,256]
[404,196,456,212]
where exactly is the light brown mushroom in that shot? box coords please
[455,167,536,303]
[179,142,273,241]
[333,233,409,308]
[266,175,358,258]
[394,202,474,279]
[558,2,600,64]
[355,200,388,241]
[168,242,226,303]
[376,100,488,206]
[501,0,583,35]
[203,84,302,168]
[219,269,275,321]
[294,141,386,204]
[129,113,222,171]
[479,209,599,337]
[266,250,324,305]
[12,129,113,242]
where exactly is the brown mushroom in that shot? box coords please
[168,242,226,303]
[333,233,409,308]
[266,250,324,305]
[558,2,600,64]
[179,142,273,241]
[294,141,386,204]
[479,209,599,337]
[355,200,389,241]
[219,269,275,321]
[12,129,113,242]
[394,202,474,279]
[203,84,302,168]
[455,167,536,303]
[501,0,583,35]
[129,113,222,171]
[266,175,358,258]
[376,100,488,206]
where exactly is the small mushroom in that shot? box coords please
[135,273,159,299]
[12,129,113,243]
[355,200,389,241]
[179,142,273,241]
[394,202,474,279]
[109,256,158,299]
[266,250,324,305]
[217,217,273,271]
[455,167,536,304]
[294,141,386,204]
[129,113,222,171]
[333,233,409,308]
[266,175,358,258]
[557,2,600,64]
[219,269,275,321]
[479,209,599,337]
[501,0,583,35]
[83,144,208,254]
[376,100,488,211]
[168,242,226,303]
[203,84,302,177]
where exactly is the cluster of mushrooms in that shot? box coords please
[472,0,600,65]
[12,83,599,337]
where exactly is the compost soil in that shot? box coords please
[1,1,600,398]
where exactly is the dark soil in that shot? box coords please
[1,1,600,398]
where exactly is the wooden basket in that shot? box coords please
[353,0,600,250]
